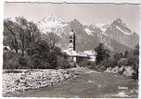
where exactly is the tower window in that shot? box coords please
[69,39,73,43]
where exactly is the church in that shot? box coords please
[62,29,96,67]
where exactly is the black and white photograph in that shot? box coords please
[2,2,140,98]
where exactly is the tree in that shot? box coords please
[124,50,129,58]
[27,39,66,69]
[27,39,51,69]
[15,17,41,56]
[3,17,70,69]
[132,44,139,80]
[4,17,41,56]
[41,33,59,50]
[95,43,110,65]
[134,44,139,56]
[4,19,19,53]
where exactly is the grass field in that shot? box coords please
[3,67,138,98]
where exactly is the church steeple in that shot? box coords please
[69,29,76,51]
[68,29,78,67]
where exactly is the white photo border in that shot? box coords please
[0,0,141,99]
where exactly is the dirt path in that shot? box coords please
[6,69,138,98]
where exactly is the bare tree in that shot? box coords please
[41,32,59,50]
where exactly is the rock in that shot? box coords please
[3,69,75,95]
[123,66,134,77]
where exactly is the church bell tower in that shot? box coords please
[69,29,76,51]
[69,29,77,66]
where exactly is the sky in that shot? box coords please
[4,3,140,33]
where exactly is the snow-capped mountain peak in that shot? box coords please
[96,23,107,32]
[85,28,93,35]
[36,16,138,52]
[111,18,133,35]
[115,25,132,35]
[37,15,68,37]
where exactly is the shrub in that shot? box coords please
[117,58,128,67]
[27,40,52,69]
[26,40,71,69]
[78,60,90,67]
[3,51,20,69]
[18,56,26,66]
[57,55,72,69]
[78,60,96,70]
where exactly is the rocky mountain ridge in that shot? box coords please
[37,16,139,53]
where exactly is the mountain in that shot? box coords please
[37,16,139,53]
[104,18,139,49]
[37,15,68,37]
[62,19,103,51]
